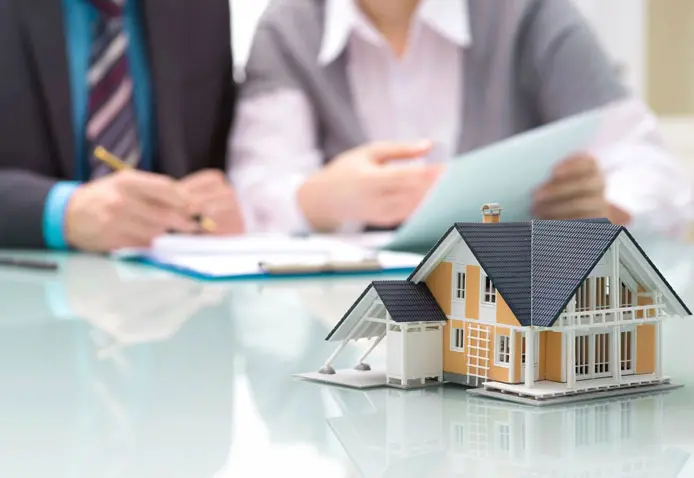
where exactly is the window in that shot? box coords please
[451,325,465,352]
[483,276,496,304]
[621,330,634,372]
[576,281,590,311]
[596,277,611,309]
[521,337,526,365]
[594,333,610,375]
[621,282,635,307]
[575,335,590,377]
[496,335,510,365]
[455,271,466,299]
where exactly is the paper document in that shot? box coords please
[115,234,423,279]
[387,106,609,251]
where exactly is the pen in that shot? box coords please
[0,257,59,271]
[93,146,217,233]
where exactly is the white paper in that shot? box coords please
[114,234,423,278]
[387,106,611,251]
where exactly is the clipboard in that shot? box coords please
[115,235,423,281]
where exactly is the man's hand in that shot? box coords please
[179,169,245,235]
[297,141,443,230]
[532,153,631,224]
[65,170,197,252]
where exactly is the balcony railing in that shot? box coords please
[557,304,667,327]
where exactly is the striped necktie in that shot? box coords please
[86,0,141,178]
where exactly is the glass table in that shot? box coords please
[1,237,694,477]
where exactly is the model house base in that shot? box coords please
[301,205,692,406]
[296,369,682,406]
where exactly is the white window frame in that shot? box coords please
[450,324,465,352]
[495,335,511,367]
[453,269,466,301]
[482,275,497,306]
[620,326,636,375]
[574,329,616,380]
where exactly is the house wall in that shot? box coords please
[425,262,452,316]
[465,265,481,319]
[636,287,656,375]
[538,332,548,381]
[545,331,565,383]
[405,326,444,379]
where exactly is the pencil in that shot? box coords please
[0,257,59,271]
[94,147,217,233]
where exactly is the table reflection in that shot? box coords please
[327,387,690,478]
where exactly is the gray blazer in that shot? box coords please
[242,0,628,164]
[0,0,236,248]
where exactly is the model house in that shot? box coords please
[308,204,691,404]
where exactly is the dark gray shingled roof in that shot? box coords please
[455,219,622,327]
[531,220,622,326]
[454,223,532,324]
[372,281,448,323]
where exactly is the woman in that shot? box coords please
[229,0,690,237]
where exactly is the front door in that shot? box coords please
[575,331,613,381]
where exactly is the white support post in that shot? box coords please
[613,326,622,382]
[524,329,535,388]
[320,340,350,374]
[509,329,516,384]
[402,324,409,386]
[356,333,385,366]
[611,242,622,382]
[589,277,596,311]
[655,321,663,378]
[567,330,576,388]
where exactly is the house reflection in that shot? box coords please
[327,388,690,478]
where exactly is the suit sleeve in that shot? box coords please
[0,0,74,248]
[518,0,628,121]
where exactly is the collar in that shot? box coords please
[318,0,471,65]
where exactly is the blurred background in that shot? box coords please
[230,0,694,171]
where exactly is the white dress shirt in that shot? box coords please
[229,0,693,237]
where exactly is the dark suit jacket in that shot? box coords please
[0,0,236,248]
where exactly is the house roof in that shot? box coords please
[452,220,625,326]
[372,281,448,323]
[410,218,689,327]
[325,281,447,341]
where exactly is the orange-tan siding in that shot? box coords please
[425,262,452,316]
[636,289,656,374]
[465,265,481,319]
[545,331,564,382]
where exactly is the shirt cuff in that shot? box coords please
[605,169,693,239]
[43,181,80,250]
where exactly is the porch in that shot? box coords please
[482,374,669,400]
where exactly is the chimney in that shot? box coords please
[481,203,502,223]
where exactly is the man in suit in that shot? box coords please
[0,0,243,252]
